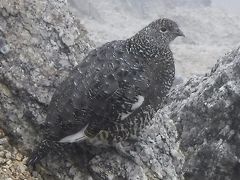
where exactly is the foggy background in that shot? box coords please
[212,0,240,15]
[67,0,240,78]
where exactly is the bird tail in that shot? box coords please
[27,139,54,167]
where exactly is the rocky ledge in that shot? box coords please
[165,47,240,180]
[0,0,240,180]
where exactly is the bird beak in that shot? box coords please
[176,29,185,37]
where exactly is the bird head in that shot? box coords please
[138,18,184,48]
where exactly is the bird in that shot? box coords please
[27,18,184,166]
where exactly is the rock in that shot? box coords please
[1,0,240,180]
[162,47,240,180]
[0,129,5,138]
[0,157,7,164]
[89,112,184,180]
[0,129,37,180]
[0,137,8,145]
[15,153,23,161]
[0,151,4,157]
[5,151,12,159]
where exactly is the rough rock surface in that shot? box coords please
[165,48,240,180]
[1,0,240,180]
[0,128,38,180]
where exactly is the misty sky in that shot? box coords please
[212,0,240,15]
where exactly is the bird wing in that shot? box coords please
[46,41,151,141]
[79,47,151,137]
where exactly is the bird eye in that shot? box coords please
[160,27,167,33]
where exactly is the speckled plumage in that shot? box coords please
[27,18,184,165]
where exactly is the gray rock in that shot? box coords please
[0,137,8,145]
[89,112,184,180]
[163,47,240,180]
[1,0,240,180]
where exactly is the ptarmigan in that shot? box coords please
[27,18,184,165]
